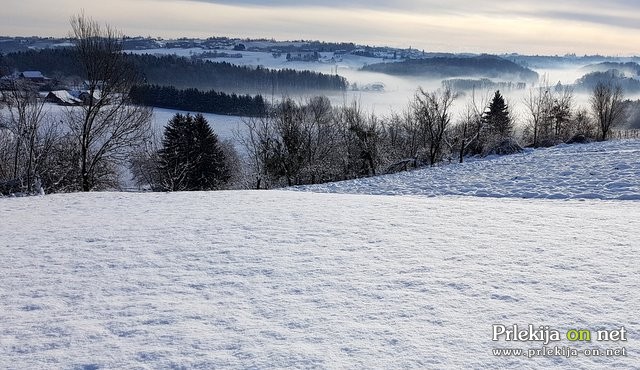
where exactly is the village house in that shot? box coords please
[45,90,83,106]
[19,71,50,84]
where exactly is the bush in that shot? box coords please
[566,134,593,144]
[485,138,523,156]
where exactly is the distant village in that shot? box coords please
[0,35,438,61]
[0,70,100,106]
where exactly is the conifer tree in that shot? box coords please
[484,90,512,138]
[159,113,229,191]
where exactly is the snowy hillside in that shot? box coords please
[294,139,640,200]
[2,191,639,369]
[1,140,639,369]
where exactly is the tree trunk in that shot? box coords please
[81,144,90,191]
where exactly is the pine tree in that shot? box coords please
[159,113,230,191]
[484,90,512,138]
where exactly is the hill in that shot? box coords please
[1,140,638,368]
[580,62,640,76]
[294,139,640,200]
[361,55,539,82]
[574,70,640,93]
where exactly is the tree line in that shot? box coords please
[231,91,508,189]
[129,85,266,117]
[0,49,348,94]
[361,55,539,82]
[2,78,628,195]
[228,80,626,189]
[575,70,640,93]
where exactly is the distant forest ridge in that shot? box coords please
[0,49,348,94]
[580,62,640,76]
[129,85,266,117]
[574,70,640,93]
[362,55,539,82]
[572,62,640,93]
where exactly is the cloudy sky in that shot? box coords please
[3,0,640,55]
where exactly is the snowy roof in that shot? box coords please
[47,90,82,105]
[21,71,45,79]
[79,90,102,100]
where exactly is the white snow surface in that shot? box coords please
[1,191,639,369]
[293,139,640,200]
[1,140,639,369]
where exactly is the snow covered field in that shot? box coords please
[1,140,639,369]
[295,139,640,200]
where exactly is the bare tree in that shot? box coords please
[444,87,488,163]
[2,80,48,193]
[524,78,575,146]
[412,87,456,166]
[268,98,306,186]
[570,108,597,139]
[590,82,625,141]
[300,96,342,183]
[550,86,574,140]
[129,133,162,191]
[237,114,274,189]
[448,106,482,163]
[339,102,385,177]
[68,12,152,191]
[523,80,551,147]
[0,83,77,195]
[238,99,308,189]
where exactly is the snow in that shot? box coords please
[47,90,82,105]
[1,191,639,369]
[125,48,389,74]
[293,139,640,200]
[21,71,45,79]
[126,47,205,58]
[1,140,639,368]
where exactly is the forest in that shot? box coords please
[0,49,348,94]
[574,70,640,93]
[129,85,266,116]
[361,55,539,82]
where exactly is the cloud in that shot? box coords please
[2,0,640,55]
[186,0,640,29]
[533,10,640,30]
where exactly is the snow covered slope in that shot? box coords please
[294,139,640,200]
[1,140,639,368]
[1,191,639,369]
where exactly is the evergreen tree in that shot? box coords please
[484,90,512,138]
[159,113,229,191]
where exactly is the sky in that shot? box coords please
[2,0,640,55]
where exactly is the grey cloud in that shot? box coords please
[176,0,640,19]
[532,10,640,30]
[164,0,640,29]
[176,0,640,11]
[165,0,489,13]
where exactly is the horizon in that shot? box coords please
[1,34,638,59]
[3,0,640,56]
